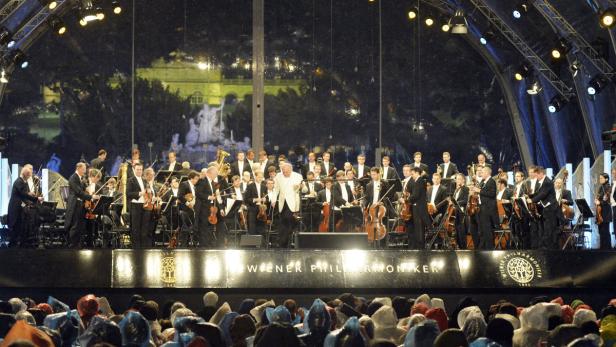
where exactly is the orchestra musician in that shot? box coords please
[195,164,227,248]
[554,177,572,226]
[230,151,253,179]
[241,171,252,193]
[354,154,370,183]
[267,166,278,181]
[178,161,192,177]
[301,171,323,232]
[407,167,430,250]
[611,168,616,243]
[23,164,42,246]
[595,173,612,250]
[126,163,148,248]
[244,171,268,235]
[90,149,107,181]
[496,178,513,247]
[102,178,120,199]
[472,166,498,250]
[321,152,336,177]
[511,171,530,249]
[246,149,256,172]
[160,176,180,231]
[526,166,541,249]
[380,155,399,183]
[438,152,458,194]
[334,170,355,206]
[126,148,141,179]
[84,168,103,248]
[143,168,161,237]
[317,177,343,232]
[399,164,414,237]
[7,165,43,248]
[258,150,273,176]
[411,152,429,176]
[165,151,182,172]
[65,162,99,249]
[312,165,324,182]
[302,172,323,196]
[177,171,199,247]
[527,166,558,250]
[272,162,304,248]
[364,167,389,213]
[452,173,469,249]
[225,175,246,230]
[346,169,360,200]
[427,172,447,218]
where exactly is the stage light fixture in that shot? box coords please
[5,50,29,69]
[7,40,14,48]
[526,80,542,95]
[0,27,12,46]
[587,74,610,95]
[0,69,8,84]
[408,9,416,20]
[551,38,571,59]
[569,60,581,77]
[112,0,122,14]
[514,63,530,81]
[548,95,567,113]
[441,23,450,32]
[449,9,468,34]
[425,17,434,26]
[80,0,103,24]
[49,16,66,35]
[480,29,496,45]
[599,8,616,28]
[513,2,528,19]
[38,0,57,10]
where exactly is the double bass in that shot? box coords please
[318,202,331,232]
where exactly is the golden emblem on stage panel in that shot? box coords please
[499,252,543,287]
[161,255,176,285]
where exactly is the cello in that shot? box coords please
[318,202,331,232]
[364,202,387,242]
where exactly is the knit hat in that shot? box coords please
[486,318,513,346]
[2,320,54,347]
[426,308,448,332]
[404,319,440,347]
[457,306,483,330]
[202,291,218,307]
[573,309,597,327]
[209,302,231,325]
[494,313,520,330]
[547,323,583,347]
[434,328,469,347]
[571,300,585,310]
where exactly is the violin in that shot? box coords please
[364,202,387,242]
[256,197,269,223]
[399,191,412,221]
[467,178,480,217]
[184,192,195,209]
[168,229,179,249]
[596,183,609,225]
[143,182,155,211]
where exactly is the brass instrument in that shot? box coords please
[216,148,231,177]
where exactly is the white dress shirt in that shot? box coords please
[372,181,380,205]
[132,177,146,203]
[430,184,440,204]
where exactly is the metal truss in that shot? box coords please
[468,0,575,99]
[10,0,71,49]
[0,0,27,23]
[533,0,615,78]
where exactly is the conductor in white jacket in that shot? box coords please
[272,162,303,247]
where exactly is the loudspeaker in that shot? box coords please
[239,235,263,248]
[295,232,369,249]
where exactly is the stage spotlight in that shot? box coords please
[408,9,417,20]
[513,2,528,19]
[0,27,12,46]
[112,0,122,14]
[0,69,8,84]
[5,50,29,69]
[49,16,66,35]
[599,8,616,28]
[80,0,103,23]
[514,63,530,81]
[480,29,496,45]
[551,38,571,59]
[548,95,567,113]
[449,9,468,34]
[569,60,581,77]
[441,23,450,32]
[38,0,57,10]
[587,74,610,95]
[526,80,542,95]
[425,17,434,26]
[7,40,14,48]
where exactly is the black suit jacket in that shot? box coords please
[321,162,336,177]
[317,188,344,208]
[65,173,92,231]
[230,160,253,178]
[411,163,430,175]
[364,180,389,208]
[90,157,106,178]
[302,162,322,178]
[479,177,497,214]
[558,189,573,205]
[244,181,267,208]
[453,185,469,210]
[408,175,431,225]
[497,188,513,201]
[126,176,145,202]
[353,164,371,180]
[334,182,354,204]
[427,185,448,213]
[304,181,323,196]
[439,162,459,179]
[7,178,38,228]
[177,181,195,211]
[530,177,557,209]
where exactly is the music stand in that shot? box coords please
[342,206,363,229]
[563,199,594,250]
[155,170,179,183]
[93,196,113,247]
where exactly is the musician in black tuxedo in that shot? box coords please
[230,151,253,179]
[302,171,324,196]
[407,167,430,249]
[452,174,469,249]
[399,165,414,236]
[334,171,355,205]
[301,171,323,232]
[411,152,429,176]
[595,173,612,250]
[354,154,370,185]
[126,163,150,249]
[7,165,41,247]
[317,178,345,232]
[164,151,182,172]
[176,171,199,247]
[303,152,322,179]
[427,173,448,218]
[90,149,107,181]
[321,152,336,177]
[554,177,572,225]
[438,152,458,194]
[195,164,227,248]
[528,167,559,250]
[511,171,530,249]
[65,162,98,249]
[472,166,498,250]
[244,171,268,235]
[364,167,390,209]
[380,155,399,184]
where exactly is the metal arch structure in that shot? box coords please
[468,0,575,100]
[418,0,533,167]
[532,0,612,157]
[533,0,615,78]
[0,0,27,23]
[0,0,73,105]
